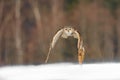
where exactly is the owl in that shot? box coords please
[45,27,85,64]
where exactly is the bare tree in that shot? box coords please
[0,0,4,63]
[0,4,15,64]
[0,0,4,24]
[89,2,103,61]
[52,0,58,28]
[103,15,114,61]
[15,0,24,64]
[29,0,44,63]
[116,8,120,61]
[29,0,42,40]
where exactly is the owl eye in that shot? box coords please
[64,28,68,31]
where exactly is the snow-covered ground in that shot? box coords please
[0,63,120,80]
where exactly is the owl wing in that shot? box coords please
[51,29,64,48]
[73,31,85,64]
[73,30,81,49]
[45,29,64,63]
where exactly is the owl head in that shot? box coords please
[63,27,75,36]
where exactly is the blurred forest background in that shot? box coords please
[0,0,120,65]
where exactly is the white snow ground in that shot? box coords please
[0,63,120,80]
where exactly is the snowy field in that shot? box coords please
[0,63,120,80]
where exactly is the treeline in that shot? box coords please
[0,0,120,65]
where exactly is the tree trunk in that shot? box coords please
[29,0,42,39]
[103,20,114,61]
[116,8,120,61]
[29,0,44,63]
[0,0,4,64]
[15,0,23,64]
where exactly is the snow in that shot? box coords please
[0,63,120,80]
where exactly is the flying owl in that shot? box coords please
[45,27,85,64]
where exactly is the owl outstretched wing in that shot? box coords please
[73,30,81,49]
[51,29,64,48]
[45,29,63,63]
[73,30,85,64]
[78,40,85,64]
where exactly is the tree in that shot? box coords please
[15,0,24,64]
